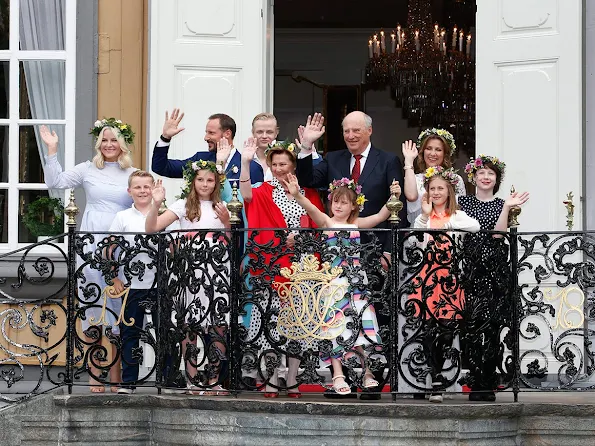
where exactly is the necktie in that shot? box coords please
[351,154,363,183]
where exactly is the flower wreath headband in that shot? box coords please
[178,160,225,199]
[90,117,135,145]
[464,154,506,183]
[417,128,456,157]
[264,140,297,157]
[423,166,460,187]
[328,177,367,211]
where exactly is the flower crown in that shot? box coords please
[264,140,297,157]
[90,117,135,145]
[178,160,224,199]
[328,177,367,211]
[464,154,506,183]
[417,128,456,157]
[423,166,460,187]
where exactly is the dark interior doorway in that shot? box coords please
[273,0,476,166]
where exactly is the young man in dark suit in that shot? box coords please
[297,111,408,400]
[151,109,264,183]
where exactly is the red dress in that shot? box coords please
[243,182,325,353]
[409,212,465,320]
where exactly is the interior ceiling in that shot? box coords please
[275,0,475,29]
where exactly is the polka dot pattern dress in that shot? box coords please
[458,195,506,318]
[246,177,311,354]
[271,178,306,228]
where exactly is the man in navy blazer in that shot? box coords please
[297,111,408,237]
[151,109,264,184]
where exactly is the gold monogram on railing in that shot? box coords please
[543,287,584,330]
[274,255,346,347]
[89,285,134,327]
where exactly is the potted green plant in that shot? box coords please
[22,196,65,242]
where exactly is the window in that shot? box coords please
[0,0,75,249]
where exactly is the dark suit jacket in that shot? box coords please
[151,143,264,184]
[297,145,408,248]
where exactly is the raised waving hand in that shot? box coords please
[162,108,185,140]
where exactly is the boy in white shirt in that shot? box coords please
[108,170,159,394]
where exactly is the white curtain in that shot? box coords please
[19,0,66,198]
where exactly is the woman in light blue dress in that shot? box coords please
[40,119,137,392]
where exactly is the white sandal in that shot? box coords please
[363,373,379,389]
[332,375,352,395]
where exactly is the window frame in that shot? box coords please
[0,0,76,251]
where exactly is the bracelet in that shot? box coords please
[160,135,171,143]
[404,165,413,170]
[240,178,251,183]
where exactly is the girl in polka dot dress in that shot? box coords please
[458,155,528,402]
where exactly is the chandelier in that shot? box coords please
[365,0,475,155]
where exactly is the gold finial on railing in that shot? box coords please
[64,189,79,226]
[563,191,575,231]
[386,180,403,224]
[508,185,521,228]
[158,199,168,215]
[227,181,243,225]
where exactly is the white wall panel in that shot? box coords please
[477,0,581,232]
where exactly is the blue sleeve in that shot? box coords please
[151,143,215,178]
[222,179,244,204]
[249,161,264,184]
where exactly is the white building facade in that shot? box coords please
[148,0,589,233]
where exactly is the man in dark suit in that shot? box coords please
[297,111,407,236]
[297,111,407,400]
[151,109,264,183]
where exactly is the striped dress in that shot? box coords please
[321,224,381,361]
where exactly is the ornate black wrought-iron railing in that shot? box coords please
[0,198,593,404]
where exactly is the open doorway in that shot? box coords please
[273,0,476,176]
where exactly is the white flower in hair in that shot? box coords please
[191,161,199,171]
[116,119,122,124]
[94,120,101,127]
[216,164,224,174]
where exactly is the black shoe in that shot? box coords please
[117,385,136,394]
[323,387,358,399]
[468,391,483,401]
[482,391,496,402]
[359,389,381,401]
[469,390,496,401]
[241,377,257,390]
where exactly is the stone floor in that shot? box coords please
[3,386,595,445]
[62,384,595,405]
